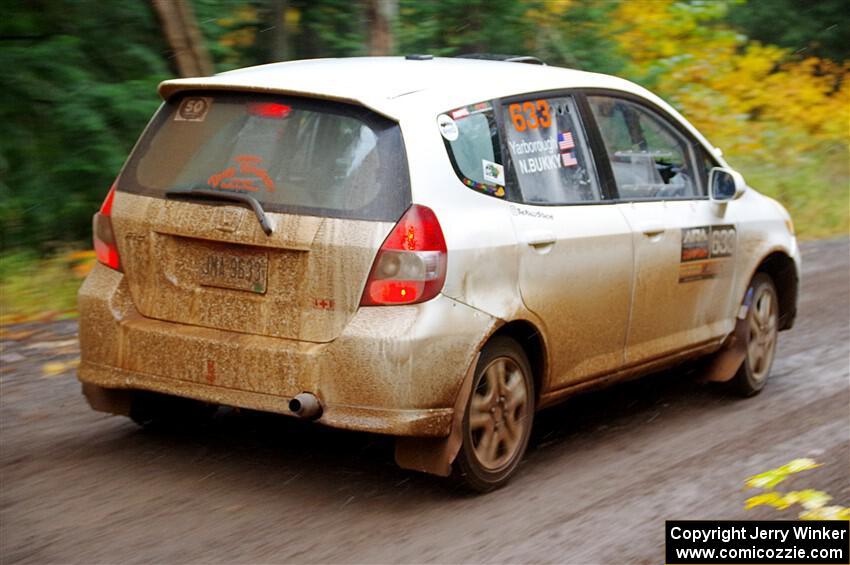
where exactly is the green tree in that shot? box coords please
[0,1,170,250]
[727,0,850,63]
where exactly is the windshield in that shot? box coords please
[118,92,411,221]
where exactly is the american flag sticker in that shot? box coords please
[451,107,470,119]
[558,131,575,151]
[561,152,578,167]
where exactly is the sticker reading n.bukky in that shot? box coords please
[482,160,505,185]
[437,114,459,141]
[175,97,213,122]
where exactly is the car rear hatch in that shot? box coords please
[111,91,411,343]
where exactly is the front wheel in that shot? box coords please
[455,336,535,493]
[732,273,779,397]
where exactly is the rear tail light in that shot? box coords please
[360,205,447,306]
[93,184,121,271]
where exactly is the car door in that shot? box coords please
[502,93,634,390]
[585,94,739,364]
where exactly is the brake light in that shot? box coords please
[93,184,121,271]
[247,102,292,119]
[360,205,447,306]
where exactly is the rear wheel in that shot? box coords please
[455,336,535,493]
[733,273,779,397]
[129,391,217,430]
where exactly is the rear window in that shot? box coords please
[118,92,411,221]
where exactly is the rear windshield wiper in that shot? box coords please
[165,187,273,236]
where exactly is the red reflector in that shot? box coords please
[247,102,292,119]
[367,280,423,304]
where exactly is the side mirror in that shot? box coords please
[709,167,746,202]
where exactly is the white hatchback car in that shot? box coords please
[78,56,800,491]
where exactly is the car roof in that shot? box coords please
[160,57,641,116]
[158,56,724,159]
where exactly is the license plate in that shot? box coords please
[199,251,268,294]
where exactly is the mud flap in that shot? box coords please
[394,353,480,477]
[81,382,133,416]
[703,287,753,383]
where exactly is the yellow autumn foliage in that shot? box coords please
[610,0,849,238]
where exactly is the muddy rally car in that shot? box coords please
[78,55,799,492]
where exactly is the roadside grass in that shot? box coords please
[0,250,94,325]
[735,146,850,240]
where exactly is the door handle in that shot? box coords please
[523,231,556,248]
[639,223,666,237]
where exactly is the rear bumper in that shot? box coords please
[77,264,496,437]
[79,362,454,436]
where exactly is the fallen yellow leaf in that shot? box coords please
[41,359,79,377]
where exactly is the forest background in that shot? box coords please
[1,0,847,320]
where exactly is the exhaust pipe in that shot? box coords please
[289,392,322,420]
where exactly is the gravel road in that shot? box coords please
[1,238,848,564]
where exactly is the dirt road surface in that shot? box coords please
[1,238,848,564]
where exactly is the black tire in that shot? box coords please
[129,391,217,430]
[732,273,779,397]
[454,336,535,493]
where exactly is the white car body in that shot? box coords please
[78,57,800,490]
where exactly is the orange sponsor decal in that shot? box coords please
[508,100,552,131]
[208,155,275,193]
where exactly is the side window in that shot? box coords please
[440,103,506,198]
[503,96,599,204]
[588,96,701,200]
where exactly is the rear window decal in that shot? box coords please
[174,97,212,122]
[679,224,737,282]
[462,178,505,198]
[561,152,577,167]
[448,102,492,122]
[207,155,275,193]
[437,114,459,141]
[557,131,575,151]
[507,100,552,131]
[482,160,505,185]
[517,153,562,175]
[510,137,564,176]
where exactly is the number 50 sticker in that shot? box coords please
[175,97,213,122]
[508,100,552,131]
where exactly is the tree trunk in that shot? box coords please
[150,0,214,77]
[266,0,291,63]
[367,0,397,56]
